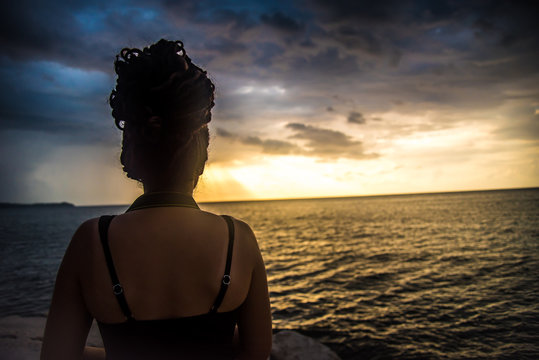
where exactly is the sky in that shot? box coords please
[0,0,538,205]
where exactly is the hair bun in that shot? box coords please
[110,39,215,136]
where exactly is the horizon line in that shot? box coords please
[73,185,539,207]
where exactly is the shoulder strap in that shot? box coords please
[98,215,133,320]
[210,215,235,313]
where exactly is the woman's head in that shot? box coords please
[109,39,214,190]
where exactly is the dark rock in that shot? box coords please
[271,330,341,360]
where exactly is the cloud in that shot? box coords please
[286,122,376,159]
[0,1,180,72]
[330,25,383,54]
[348,111,366,124]
[242,136,299,155]
[203,36,248,56]
[290,47,360,79]
[215,127,234,138]
[216,123,377,160]
[210,9,257,33]
[215,127,299,155]
[492,109,539,141]
[260,11,304,33]
[0,58,116,145]
[309,0,457,24]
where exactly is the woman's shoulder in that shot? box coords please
[211,213,259,249]
[196,211,262,264]
[65,216,112,262]
[221,215,264,271]
[55,217,101,277]
[231,217,260,250]
[71,217,99,244]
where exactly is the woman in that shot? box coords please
[41,39,272,359]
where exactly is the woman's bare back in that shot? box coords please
[78,208,255,323]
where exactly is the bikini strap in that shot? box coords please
[98,215,134,321]
[210,215,235,313]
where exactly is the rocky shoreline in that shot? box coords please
[0,316,341,360]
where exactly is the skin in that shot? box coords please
[41,179,272,359]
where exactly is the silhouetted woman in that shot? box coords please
[41,39,272,359]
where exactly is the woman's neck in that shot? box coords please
[143,180,195,195]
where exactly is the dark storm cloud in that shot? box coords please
[0,57,116,145]
[330,25,384,54]
[203,37,248,56]
[0,1,182,72]
[308,0,458,23]
[308,0,539,45]
[291,47,360,79]
[210,8,258,32]
[251,42,286,68]
[304,0,539,83]
[470,1,539,51]
[2,0,537,75]
[163,5,257,43]
[260,11,305,33]
[2,1,536,89]
[286,123,376,159]
[0,0,79,59]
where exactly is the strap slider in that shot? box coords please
[222,275,231,285]
[112,284,124,295]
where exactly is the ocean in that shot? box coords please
[1,188,538,359]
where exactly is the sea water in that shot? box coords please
[1,189,538,359]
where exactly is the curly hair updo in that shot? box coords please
[109,39,215,187]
